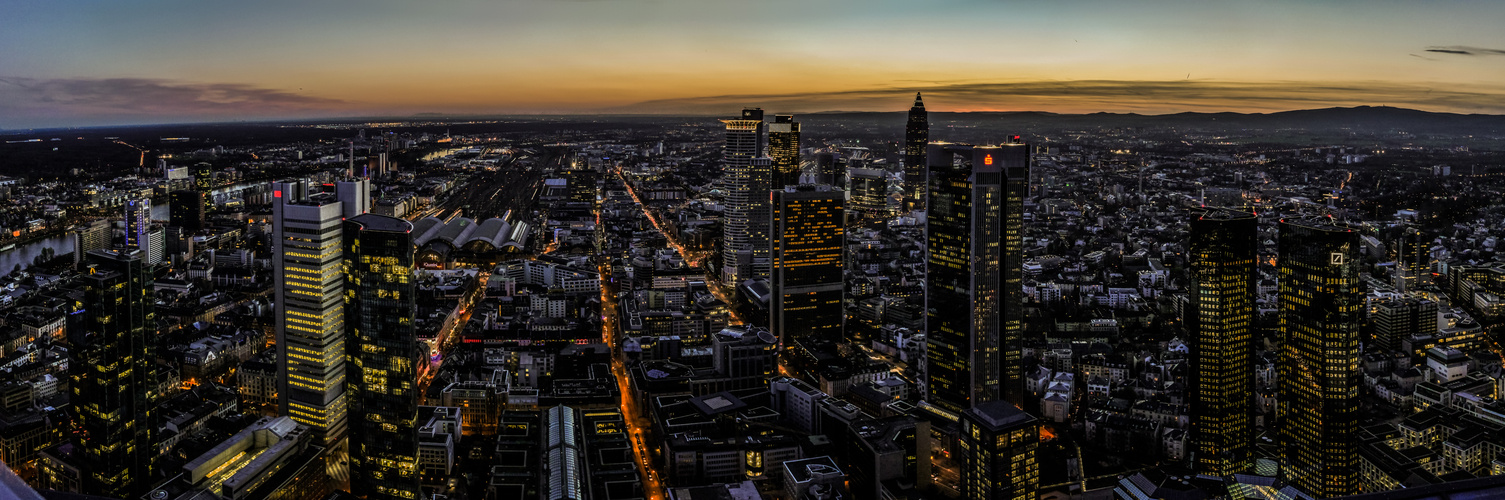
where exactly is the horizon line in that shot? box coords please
[4,104,1501,133]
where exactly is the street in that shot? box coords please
[613,164,744,325]
[416,272,488,405]
[600,233,669,500]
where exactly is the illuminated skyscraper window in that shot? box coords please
[925,141,1029,412]
[344,214,421,500]
[771,184,844,344]
[1187,209,1257,475]
[1277,219,1362,498]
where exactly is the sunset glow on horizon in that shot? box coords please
[3,0,1504,128]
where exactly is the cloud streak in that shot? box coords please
[1424,45,1505,56]
[6,77,1504,129]
[0,77,346,129]
[612,79,1505,115]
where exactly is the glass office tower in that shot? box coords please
[925,141,1029,412]
[344,214,421,500]
[1277,219,1362,498]
[70,249,156,498]
[1187,209,1257,475]
[770,184,845,344]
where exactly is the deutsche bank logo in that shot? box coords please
[1330,252,1345,265]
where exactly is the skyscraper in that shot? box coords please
[925,142,1029,413]
[721,108,772,286]
[846,167,889,220]
[69,219,111,268]
[903,92,928,211]
[194,161,214,191]
[1396,226,1428,292]
[69,249,155,498]
[125,197,150,249]
[273,178,370,478]
[1187,209,1257,475]
[769,114,801,188]
[166,165,192,191]
[142,225,165,266]
[336,179,372,217]
[1277,219,1362,498]
[814,151,841,186]
[771,184,844,344]
[959,401,1039,500]
[169,190,207,231]
[1371,295,1438,354]
[344,214,421,500]
[998,141,1029,407]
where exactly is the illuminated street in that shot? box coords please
[416,272,488,405]
[600,237,668,500]
[614,164,744,325]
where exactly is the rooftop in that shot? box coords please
[783,455,843,484]
[967,400,1036,431]
[347,213,413,233]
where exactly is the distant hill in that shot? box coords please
[5,106,1503,137]
[803,106,1505,135]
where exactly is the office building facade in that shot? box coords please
[924,142,1029,413]
[143,225,165,266]
[194,162,213,191]
[721,108,772,286]
[170,190,207,231]
[769,114,801,188]
[69,219,111,268]
[770,185,844,344]
[846,167,889,220]
[1396,227,1428,292]
[273,179,370,454]
[1277,220,1362,498]
[959,401,1039,500]
[344,214,422,500]
[1187,209,1257,475]
[69,249,156,498]
[125,197,150,249]
[1372,296,1438,353]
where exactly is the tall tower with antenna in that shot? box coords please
[904,92,929,211]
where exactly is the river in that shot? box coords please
[0,232,75,273]
[1,178,274,273]
[0,202,171,273]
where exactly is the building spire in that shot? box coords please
[914,92,924,108]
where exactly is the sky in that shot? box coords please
[2,0,1504,128]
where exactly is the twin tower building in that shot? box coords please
[273,178,425,500]
[1190,211,1364,496]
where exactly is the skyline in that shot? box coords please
[4,0,1505,128]
[3,74,1504,498]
